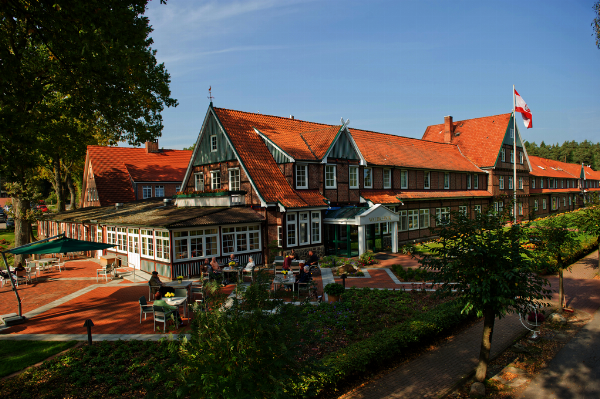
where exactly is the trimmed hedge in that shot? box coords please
[292,299,468,397]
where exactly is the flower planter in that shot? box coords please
[328,295,340,303]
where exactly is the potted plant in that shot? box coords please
[323,283,345,303]
[177,275,184,284]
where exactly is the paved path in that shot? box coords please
[519,305,600,399]
[342,250,600,399]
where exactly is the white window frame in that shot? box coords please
[519,177,523,189]
[563,197,566,207]
[408,209,419,230]
[540,178,544,188]
[220,225,259,256]
[325,165,337,189]
[311,212,321,243]
[155,186,164,197]
[501,149,505,162]
[383,169,392,189]
[467,174,471,189]
[296,164,308,189]
[510,150,514,163]
[518,202,523,215]
[143,186,152,199]
[419,209,430,229]
[542,198,547,210]
[552,197,557,210]
[128,228,140,254]
[499,176,504,190]
[364,168,373,188]
[299,212,310,245]
[277,226,283,247]
[116,227,127,252]
[569,196,572,206]
[534,200,539,211]
[211,170,221,190]
[349,166,359,189]
[106,226,116,245]
[459,205,467,216]
[444,172,450,189]
[520,152,523,164]
[398,210,407,231]
[424,171,430,189]
[401,170,408,189]
[474,174,479,189]
[508,177,513,190]
[531,177,536,189]
[229,168,240,191]
[155,230,170,261]
[436,207,451,225]
[194,173,204,192]
[141,229,154,258]
[175,185,181,193]
[474,205,482,214]
[287,213,297,247]
[210,135,217,152]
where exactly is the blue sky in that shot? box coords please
[144,0,600,150]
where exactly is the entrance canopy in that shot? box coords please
[9,237,115,255]
[324,204,399,225]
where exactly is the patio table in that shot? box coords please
[32,258,57,273]
[222,267,242,282]
[165,297,188,318]
[272,274,296,293]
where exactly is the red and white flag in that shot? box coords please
[514,89,532,129]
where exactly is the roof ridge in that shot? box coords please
[212,107,334,128]
[425,112,512,128]
[350,127,460,147]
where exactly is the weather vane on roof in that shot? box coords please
[340,117,350,129]
[208,86,214,104]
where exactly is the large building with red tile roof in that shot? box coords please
[81,141,192,207]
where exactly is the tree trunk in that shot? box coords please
[53,156,66,212]
[475,307,495,382]
[12,197,31,267]
[65,170,77,210]
[559,268,565,309]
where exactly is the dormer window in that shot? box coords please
[194,173,204,192]
[295,164,308,189]
[210,135,217,152]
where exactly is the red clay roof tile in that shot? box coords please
[528,156,579,178]
[399,190,492,200]
[422,113,512,168]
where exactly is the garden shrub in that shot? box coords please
[319,255,339,268]
[392,264,433,281]
[291,299,468,397]
[358,251,379,266]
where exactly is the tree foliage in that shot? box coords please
[594,1,600,49]
[575,197,600,268]
[420,208,551,381]
[524,139,600,171]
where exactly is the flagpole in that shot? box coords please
[513,85,517,223]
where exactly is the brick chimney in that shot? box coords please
[443,116,454,143]
[145,141,159,153]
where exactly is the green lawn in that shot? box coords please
[0,340,78,378]
[0,226,38,268]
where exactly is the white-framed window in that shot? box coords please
[552,197,557,210]
[424,171,430,189]
[141,229,154,257]
[299,212,309,245]
[296,164,308,189]
[520,152,523,164]
[155,231,170,261]
[287,213,297,247]
[510,150,514,163]
[467,174,471,189]
[194,173,204,191]
[398,210,407,231]
[474,175,479,189]
[143,186,152,199]
[499,176,504,190]
[542,198,547,210]
[436,207,451,225]
[174,231,189,259]
[383,169,392,189]
[127,228,139,254]
[518,203,523,215]
[210,135,217,152]
[540,178,544,188]
[107,226,116,245]
[508,177,513,190]
[349,166,359,189]
[155,186,164,197]
[419,209,430,229]
[116,227,127,252]
[474,205,482,214]
[175,185,181,193]
[494,201,504,213]
[221,225,259,255]
[569,196,572,206]
[501,149,506,162]
[211,170,221,190]
[531,178,536,189]
[408,210,419,230]
[519,177,523,189]
[561,179,564,188]
[325,165,337,189]
[563,197,566,207]
[444,172,450,189]
[364,168,373,188]
[311,212,321,243]
[96,226,103,243]
[459,205,467,216]
[229,168,240,191]
[277,226,283,247]
[534,200,538,211]
[401,170,408,189]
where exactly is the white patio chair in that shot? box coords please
[96,263,114,282]
[153,305,178,331]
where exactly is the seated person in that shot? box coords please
[307,250,319,267]
[13,262,26,273]
[294,265,312,291]
[244,256,255,271]
[210,257,221,273]
[153,292,183,324]
[149,271,175,296]
[202,258,210,274]
[282,254,292,271]
[227,253,239,268]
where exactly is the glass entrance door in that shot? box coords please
[324,224,359,257]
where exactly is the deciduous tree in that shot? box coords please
[420,208,551,382]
